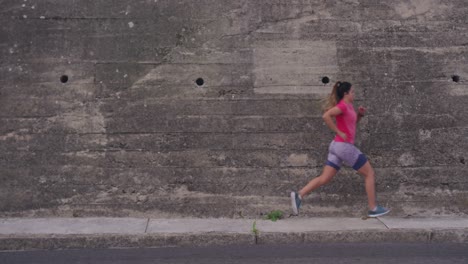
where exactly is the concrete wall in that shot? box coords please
[1,0,467,218]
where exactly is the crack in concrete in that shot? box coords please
[144,218,150,233]
[377,218,390,229]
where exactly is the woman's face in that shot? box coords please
[344,86,355,102]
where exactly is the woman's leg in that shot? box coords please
[299,165,338,198]
[357,161,377,210]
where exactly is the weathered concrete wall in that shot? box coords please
[1,0,467,218]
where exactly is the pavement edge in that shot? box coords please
[1,229,468,251]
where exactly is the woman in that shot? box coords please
[290,81,390,218]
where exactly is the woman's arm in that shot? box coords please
[322,106,346,140]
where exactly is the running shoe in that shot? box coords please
[290,191,301,215]
[368,205,390,218]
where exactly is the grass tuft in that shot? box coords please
[265,210,284,222]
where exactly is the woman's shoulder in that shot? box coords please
[336,100,354,113]
[336,100,348,108]
[337,99,345,105]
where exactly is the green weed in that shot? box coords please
[265,210,284,222]
[252,220,259,236]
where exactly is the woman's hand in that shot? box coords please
[358,106,366,116]
[337,131,347,141]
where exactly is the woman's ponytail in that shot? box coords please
[322,81,340,112]
[322,81,352,112]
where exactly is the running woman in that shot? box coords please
[291,81,390,218]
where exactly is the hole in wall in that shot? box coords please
[452,75,460,82]
[196,78,204,86]
[322,76,330,84]
[60,75,69,83]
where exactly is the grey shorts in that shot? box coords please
[326,141,368,171]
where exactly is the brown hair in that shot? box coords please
[322,81,352,111]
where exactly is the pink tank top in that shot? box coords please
[334,100,357,144]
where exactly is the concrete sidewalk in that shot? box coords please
[1,217,468,250]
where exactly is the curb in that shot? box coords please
[257,229,468,244]
[1,229,468,251]
[0,233,254,251]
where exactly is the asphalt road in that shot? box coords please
[1,243,468,264]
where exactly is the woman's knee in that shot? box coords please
[364,170,375,179]
[358,161,375,178]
